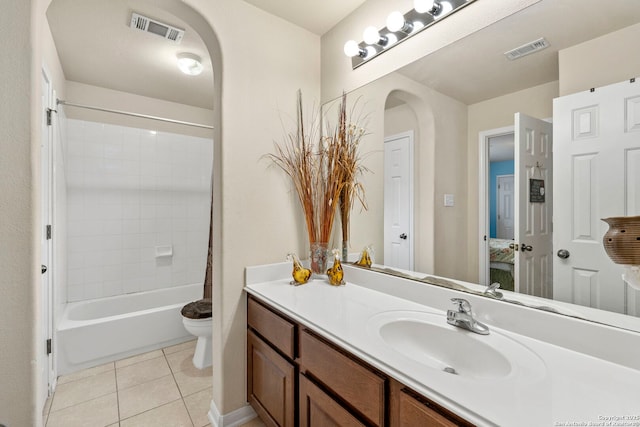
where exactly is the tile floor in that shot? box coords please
[43,340,266,427]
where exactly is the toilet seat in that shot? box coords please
[181,298,212,319]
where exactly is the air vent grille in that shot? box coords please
[504,37,550,60]
[129,13,184,44]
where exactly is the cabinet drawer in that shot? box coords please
[248,297,296,358]
[299,329,386,426]
[300,373,366,427]
[247,330,296,427]
[390,379,474,427]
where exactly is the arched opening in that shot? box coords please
[43,0,222,422]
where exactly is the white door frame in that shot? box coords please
[478,126,514,286]
[40,66,55,403]
[383,130,415,270]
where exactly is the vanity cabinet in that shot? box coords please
[247,295,473,427]
[247,298,297,427]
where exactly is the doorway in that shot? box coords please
[479,113,553,298]
[483,131,516,292]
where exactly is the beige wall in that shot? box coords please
[320,0,540,102]
[337,72,467,277]
[3,0,320,424]
[465,80,557,282]
[559,22,640,96]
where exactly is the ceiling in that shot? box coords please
[242,0,368,35]
[398,0,640,104]
[47,0,640,111]
[46,0,366,111]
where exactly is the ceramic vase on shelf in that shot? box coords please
[310,242,329,276]
[602,216,640,265]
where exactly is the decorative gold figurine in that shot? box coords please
[326,249,345,286]
[355,245,373,267]
[287,253,311,285]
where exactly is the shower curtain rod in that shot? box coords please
[56,99,214,130]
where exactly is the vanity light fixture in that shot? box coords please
[386,11,413,34]
[363,26,388,46]
[176,52,203,76]
[414,0,441,15]
[344,0,476,69]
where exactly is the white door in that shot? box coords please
[384,131,414,270]
[553,78,640,315]
[496,174,514,239]
[40,69,53,405]
[514,113,553,298]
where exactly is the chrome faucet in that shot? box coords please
[484,282,503,299]
[447,298,490,335]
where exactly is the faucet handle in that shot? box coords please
[451,298,472,314]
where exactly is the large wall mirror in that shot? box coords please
[325,0,640,333]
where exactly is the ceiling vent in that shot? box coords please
[130,12,184,44]
[504,37,550,60]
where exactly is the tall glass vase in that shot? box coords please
[309,242,329,276]
[342,240,349,263]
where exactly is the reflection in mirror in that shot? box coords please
[328,0,640,332]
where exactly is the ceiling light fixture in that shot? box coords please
[343,0,475,69]
[176,52,203,76]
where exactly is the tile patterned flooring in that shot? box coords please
[43,340,266,427]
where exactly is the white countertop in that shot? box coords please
[245,263,640,426]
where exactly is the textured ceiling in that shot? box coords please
[242,0,368,35]
[398,0,640,104]
[47,0,215,109]
[46,0,640,111]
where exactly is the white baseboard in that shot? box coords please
[208,400,257,427]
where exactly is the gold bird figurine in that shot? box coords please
[355,245,373,267]
[287,253,311,285]
[326,249,345,286]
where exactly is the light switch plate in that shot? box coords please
[444,194,454,207]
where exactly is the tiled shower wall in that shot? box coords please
[65,119,213,302]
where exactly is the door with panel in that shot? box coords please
[384,131,414,271]
[553,78,640,315]
[514,113,554,298]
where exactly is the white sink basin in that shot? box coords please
[367,310,546,382]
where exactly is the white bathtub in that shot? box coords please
[57,283,202,375]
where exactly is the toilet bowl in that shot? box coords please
[181,299,212,369]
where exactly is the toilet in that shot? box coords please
[181,299,212,369]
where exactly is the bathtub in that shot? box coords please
[57,283,202,375]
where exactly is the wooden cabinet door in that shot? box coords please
[390,380,473,427]
[247,330,295,427]
[299,374,366,427]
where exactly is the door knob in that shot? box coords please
[520,243,533,252]
[509,243,519,251]
[41,265,47,274]
[399,233,407,240]
[557,249,570,259]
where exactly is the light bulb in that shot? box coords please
[363,26,381,45]
[343,40,361,57]
[386,11,406,32]
[385,33,398,46]
[437,1,453,16]
[414,0,435,13]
